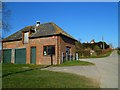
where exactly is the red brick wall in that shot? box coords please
[2,35,76,65]
[29,36,58,65]
[59,35,76,63]
[2,36,58,65]
[2,40,30,64]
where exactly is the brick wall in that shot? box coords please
[29,36,58,65]
[2,35,76,65]
[59,35,76,63]
[3,40,28,64]
[2,36,58,65]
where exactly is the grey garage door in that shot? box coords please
[3,49,11,63]
[15,48,26,64]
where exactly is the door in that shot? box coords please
[3,49,11,63]
[15,48,26,64]
[30,47,36,64]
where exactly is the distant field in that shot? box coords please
[2,64,99,88]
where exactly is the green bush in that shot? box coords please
[95,50,102,56]
[78,50,90,57]
[94,45,101,51]
[78,49,112,58]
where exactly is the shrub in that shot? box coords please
[118,50,120,55]
[94,45,101,51]
[95,50,102,56]
[101,48,112,55]
[78,50,90,57]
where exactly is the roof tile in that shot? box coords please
[3,22,76,41]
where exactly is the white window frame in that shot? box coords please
[24,32,29,43]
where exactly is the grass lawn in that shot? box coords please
[2,64,46,76]
[53,60,94,66]
[2,64,99,88]
[0,63,1,89]
[118,50,120,55]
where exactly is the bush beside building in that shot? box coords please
[75,40,112,58]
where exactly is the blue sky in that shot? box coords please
[3,2,118,48]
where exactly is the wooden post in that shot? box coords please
[62,52,64,63]
[51,54,53,65]
[76,53,78,60]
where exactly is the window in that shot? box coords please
[24,32,29,43]
[43,45,55,56]
[66,47,71,54]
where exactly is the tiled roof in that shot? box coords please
[3,22,76,41]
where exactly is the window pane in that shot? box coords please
[43,46,47,55]
[51,46,55,54]
[24,32,29,43]
[66,47,70,54]
[43,45,55,55]
[47,46,51,55]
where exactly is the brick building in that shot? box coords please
[2,21,76,65]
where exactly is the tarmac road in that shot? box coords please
[42,50,118,88]
[80,50,118,88]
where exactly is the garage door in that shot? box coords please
[3,49,11,63]
[30,47,36,64]
[15,48,26,64]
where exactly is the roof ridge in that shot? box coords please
[3,22,76,42]
[52,23,75,39]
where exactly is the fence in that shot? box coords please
[62,52,74,63]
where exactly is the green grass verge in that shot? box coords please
[53,60,94,66]
[2,64,45,76]
[2,64,99,88]
[0,63,2,89]
[118,50,120,55]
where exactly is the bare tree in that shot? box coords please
[0,1,2,34]
[1,2,11,38]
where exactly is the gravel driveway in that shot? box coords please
[42,51,118,88]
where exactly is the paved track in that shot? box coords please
[80,50,118,88]
[42,51,118,88]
